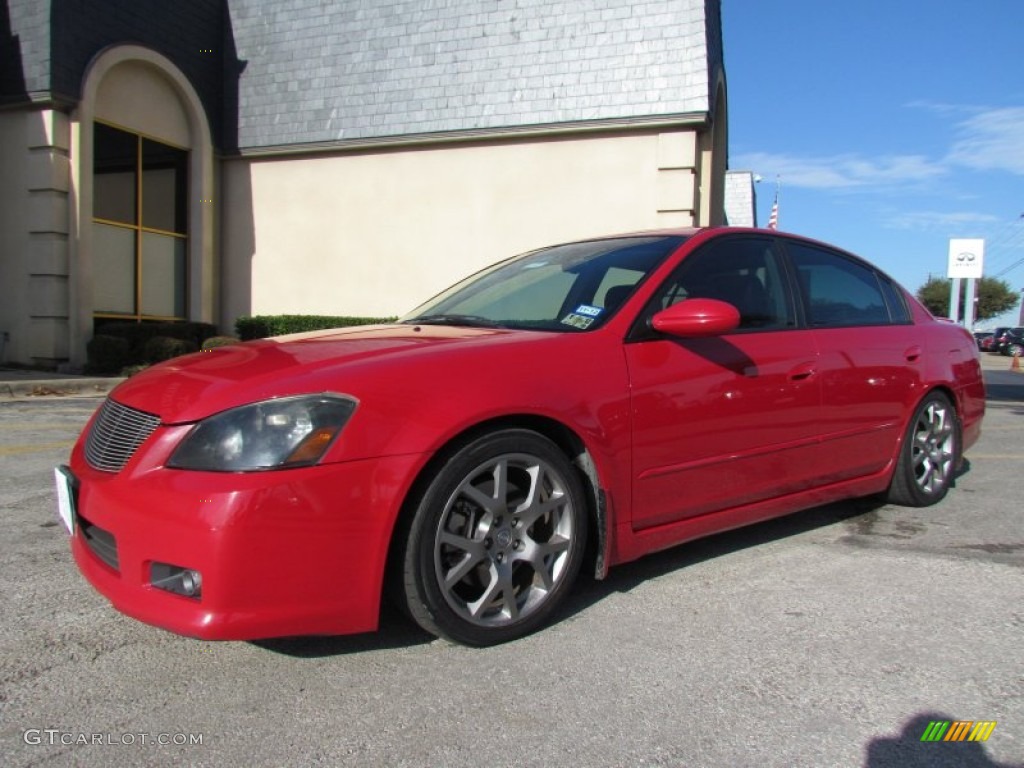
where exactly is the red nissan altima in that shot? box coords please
[56,228,985,646]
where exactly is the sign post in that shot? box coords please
[947,239,985,327]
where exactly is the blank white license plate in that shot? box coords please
[54,466,76,535]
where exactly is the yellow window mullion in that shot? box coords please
[135,134,143,322]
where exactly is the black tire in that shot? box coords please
[398,429,588,646]
[885,391,959,507]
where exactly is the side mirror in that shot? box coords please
[651,298,740,338]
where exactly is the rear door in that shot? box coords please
[782,239,923,482]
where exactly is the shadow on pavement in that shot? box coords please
[256,495,884,657]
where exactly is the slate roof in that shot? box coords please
[229,0,722,149]
[2,0,723,152]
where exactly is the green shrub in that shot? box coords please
[86,320,219,371]
[143,336,199,364]
[85,334,131,374]
[235,315,396,340]
[201,335,241,350]
[94,320,218,360]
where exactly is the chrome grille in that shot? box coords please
[84,398,161,472]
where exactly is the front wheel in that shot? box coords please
[399,429,588,646]
[885,392,959,507]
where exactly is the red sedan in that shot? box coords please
[56,228,985,646]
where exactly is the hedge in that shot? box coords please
[85,334,131,375]
[201,335,241,350]
[92,320,218,357]
[85,316,397,373]
[235,315,397,340]
[143,336,199,363]
[87,320,219,374]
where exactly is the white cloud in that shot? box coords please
[947,107,1024,174]
[736,103,1024,193]
[881,210,1002,232]
[904,100,987,117]
[731,151,946,190]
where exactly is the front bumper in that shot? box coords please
[66,427,425,640]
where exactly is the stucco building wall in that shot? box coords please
[0,0,727,368]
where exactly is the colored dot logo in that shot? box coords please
[921,720,997,742]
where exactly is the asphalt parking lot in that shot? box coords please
[0,358,1021,768]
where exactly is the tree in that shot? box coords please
[915,276,1019,322]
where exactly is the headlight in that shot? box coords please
[168,394,357,471]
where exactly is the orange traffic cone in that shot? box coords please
[1013,352,1021,372]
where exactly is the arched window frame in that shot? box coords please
[69,45,215,367]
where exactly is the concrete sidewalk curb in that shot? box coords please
[0,378,125,399]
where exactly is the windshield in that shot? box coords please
[401,235,686,332]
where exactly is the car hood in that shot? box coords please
[111,324,546,423]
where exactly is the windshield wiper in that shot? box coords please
[403,314,507,329]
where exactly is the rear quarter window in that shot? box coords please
[878,277,911,324]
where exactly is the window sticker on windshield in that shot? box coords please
[560,313,595,330]
[574,304,603,318]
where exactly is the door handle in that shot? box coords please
[788,362,817,381]
[904,345,923,362]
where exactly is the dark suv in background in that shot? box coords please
[998,327,1024,357]
[989,327,1013,354]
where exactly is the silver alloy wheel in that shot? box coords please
[911,400,955,494]
[433,453,576,627]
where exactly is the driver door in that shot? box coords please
[624,235,824,530]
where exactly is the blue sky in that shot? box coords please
[722,0,1024,327]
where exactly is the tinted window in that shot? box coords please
[637,236,795,334]
[787,243,890,327]
[878,277,911,324]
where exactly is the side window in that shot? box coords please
[639,237,795,333]
[878,277,911,324]
[787,243,891,327]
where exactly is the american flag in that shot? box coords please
[767,185,779,230]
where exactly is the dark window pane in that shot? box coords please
[643,237,795,331]
[94,123,136,224]
[879,278,911,323]
[788,243,890,327]
[142,138,187,233]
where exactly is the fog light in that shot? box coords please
[181,569,202,596]
[150,562,203,599]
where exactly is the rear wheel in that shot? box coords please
[399,429,588,646]
[886,392,959,507]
